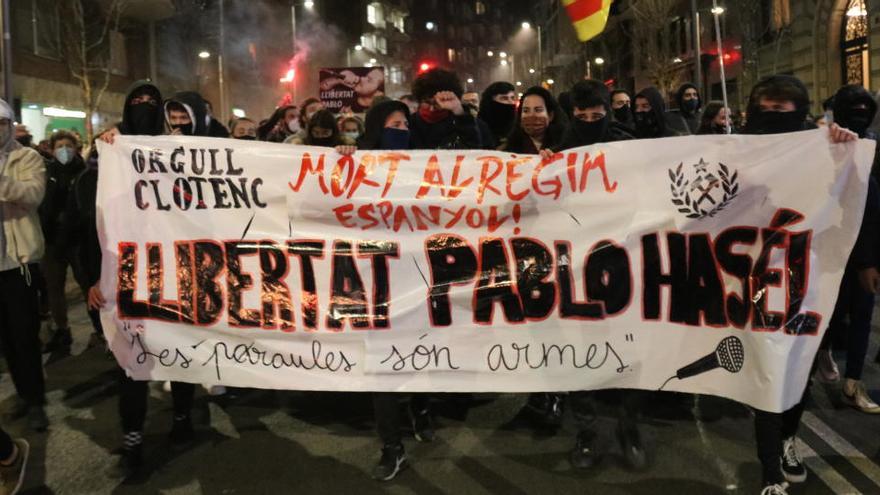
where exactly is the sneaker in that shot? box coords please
[781,437,807,483]
[410,406,434,443]
[169,416,194,448]
[43,327,72,353]
[569,430,600,469]
[760,482,789,495]
[815,349,839,383]
[27,407,48,432]
[0,439,29,495]
[371,443,407,481]
[617,420,647,470]
[842,379,880,414]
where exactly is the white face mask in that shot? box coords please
[54,146,75,165]
[287,119,301,133]
[343,131,360,141]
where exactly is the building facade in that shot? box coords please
[533,0,880,114]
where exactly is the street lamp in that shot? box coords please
[487,50,494,57]
[467,78,474,83]
[521,21,531,29]
[546,79,554,85]
[499,51,507,58]
[528,68,535,74]
[594,57,604,65]
[198,50,210,59]
[710,6,724,15]
[426,21,435,30]
[304,0,314,8]
[500,59,508,66]
[516,81,522,86]
[355,44,363,51]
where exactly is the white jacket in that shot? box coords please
[0,145,46,268]
[0,96,45,269]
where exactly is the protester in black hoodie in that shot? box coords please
[815,84,880,415]
[502,86,567,154]
[164,91,223,137]
[257,105,299,142]
[91,81,200,479]
[39,130,90,353]
[633,86,690,138]
[356,99,432,482]
[478,81,517,147]
[553,79,644,472]
[672,82,702,133]
[409,68,491,150]
[559,80,634,151]
[741,75,858,495]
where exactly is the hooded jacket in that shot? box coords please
[118,80,164,136]
[0,98,46,270]
[164,91,212,136]
[832,84,877,138]
[634,87,690,138]
[743,75,812,135]
[672,83,701,134]
[478,82,517,147]
[358,100,411,150]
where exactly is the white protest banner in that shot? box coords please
[96,129,874,413]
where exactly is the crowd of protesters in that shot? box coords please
[0,62,877,495]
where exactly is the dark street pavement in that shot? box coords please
[3,286,879,495]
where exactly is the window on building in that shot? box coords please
[842,0,869,87]
[377,35,387,55]
[391,11,406,33]
[475,1,486,15]
[447,48,455,63]
[367,3,385,28]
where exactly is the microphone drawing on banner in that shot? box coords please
[658,336,744,391]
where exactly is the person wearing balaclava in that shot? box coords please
[0,97,49,432]
[742,74,860,495]
[632,86,690,139]
[478,81,517,148]
[38,130,87,355]
[559,80,634,151]
[673,82,702,134]
[92,84,201,478]
[552,80,645,473]
[813,84,880,418]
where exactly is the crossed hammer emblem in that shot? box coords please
[688,159,721,206]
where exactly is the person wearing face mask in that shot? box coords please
[409,68,490,150]
[632,86,690,139]
[163,91,217,137]
[610,89,634,129]
[559,80,634,151]
[552,80,644,473]
[697,101,734,134]
[230,117,258,140]
[38,131,87,355]
[672,83,702,134]
[0,98,49,432]
[340,116,365,143]
[353,98,422,481]
[478,81,518,148]
[257,105,300,142]
[812,84,880,416]
[502,86,567,154]
[94,84,201,478]
[741,75,859,495]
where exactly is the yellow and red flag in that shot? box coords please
[562,0,613,42]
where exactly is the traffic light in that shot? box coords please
[418,62,433,73]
